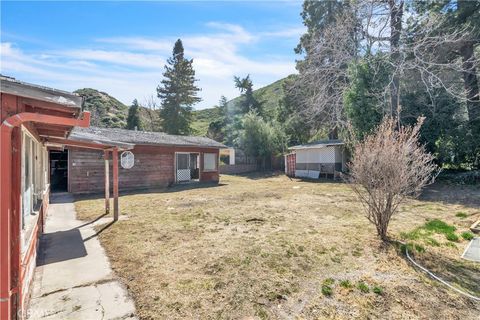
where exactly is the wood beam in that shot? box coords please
[104,150,110,215]
[45,138,109,150]
[112,147,119,221]
[21,98,79,116]
[37,129,68,138]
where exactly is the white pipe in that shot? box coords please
[402,241,480,302]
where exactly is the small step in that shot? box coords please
[462,237,480,263]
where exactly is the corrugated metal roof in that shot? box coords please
[0,75,82,108]
[289,139,344,150]
[70,126,227,149]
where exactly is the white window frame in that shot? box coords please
[203,153,217,172]
[20,126,48,254]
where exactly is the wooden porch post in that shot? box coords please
[112,147,119,221]
[104,150,110,214]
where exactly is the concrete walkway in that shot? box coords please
[27,193,136,320]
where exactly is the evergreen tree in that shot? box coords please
[234,75,261,114]
[157,39,201,135]
[126,99,142,130]
[239,111,287,169]
[343,56,391,139]
[277,76,312,146]
[206,96,229,142]
[295,0,350,57]
[218,95,229,124]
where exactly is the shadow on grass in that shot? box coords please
[83,221,115,242]
[73,182,228,202]
[389,239,480,297]
[75,212,109,229]
[225,170,281,180]
[420,182,480,209]
[415,250,480,296]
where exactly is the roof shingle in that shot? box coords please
[70,126,227,149]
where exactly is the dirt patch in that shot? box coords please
[74,174,480,319]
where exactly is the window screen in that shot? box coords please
[177,153,189,170]
[204,153,216,171]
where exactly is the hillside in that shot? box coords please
[75,75,293,135]
[192,75,294,136]
[75,88,158,130]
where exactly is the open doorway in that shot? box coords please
[176,152,199,183]
[50,150,68,192]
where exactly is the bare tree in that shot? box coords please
[347,117,438,241]
[293,0,479,133]
[292,9,359,135]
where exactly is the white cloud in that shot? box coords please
[0,22,298,109]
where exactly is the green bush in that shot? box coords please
[321,278,335,296]
[461,232,474,241]
[340,280,353,289]
[321,285,333,296]
[357,281,369,293]
[373,286,383,295]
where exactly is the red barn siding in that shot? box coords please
[68,145,220,194]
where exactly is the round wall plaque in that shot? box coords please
[121,151,134,169]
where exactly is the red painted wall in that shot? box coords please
[68,145,220,194]
[1,91,79,319]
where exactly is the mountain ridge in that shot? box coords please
[75,74,293,135]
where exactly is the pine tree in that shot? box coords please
[234,75,261,114]
[126,99,142,130]
[157,39,201,135]
[206,96,229,142]
[218,95,229,124]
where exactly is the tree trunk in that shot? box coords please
[388,0,403,117]
[328,127,338,140]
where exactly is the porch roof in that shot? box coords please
[1,75,85,140]
[0,75,82,109]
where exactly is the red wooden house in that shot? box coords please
[1,76,226,319]
[60,126,226,193]
[0,76,90,319]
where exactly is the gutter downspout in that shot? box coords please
[0,111,90,320]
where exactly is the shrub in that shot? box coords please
[373,286,384,295]
[347,117,437,241]
[321,278,335,296]
[340,280,353,289]
[321,285,333,296]
[461,232,474,241]
[357,281,369,293]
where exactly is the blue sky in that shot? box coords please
[1,1,304,109]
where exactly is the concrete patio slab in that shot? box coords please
[462,237,480,263]
[27,193,136,320]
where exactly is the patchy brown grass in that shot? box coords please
[74,173,480,319]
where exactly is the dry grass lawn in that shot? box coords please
[74,173,480,319]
